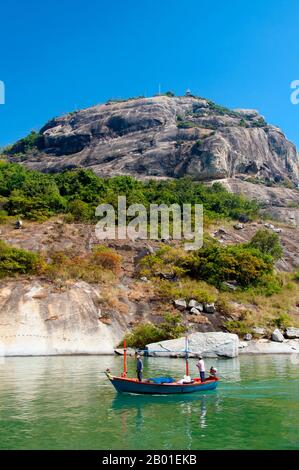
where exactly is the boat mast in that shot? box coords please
[123,339,127,377]
[185,334,189,376]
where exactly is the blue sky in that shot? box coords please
[0,0,298,148]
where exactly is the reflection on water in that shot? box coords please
[110,391,223,449]
[0,355,298,449]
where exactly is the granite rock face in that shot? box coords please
[0,280,126,356]
[218,178,299,225]
[8,95,299,184]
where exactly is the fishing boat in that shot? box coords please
[105,338,219,395]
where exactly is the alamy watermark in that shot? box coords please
[0,80,5,104]
[290,80,299,105]
[95,196,203,250]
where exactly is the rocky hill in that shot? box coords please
[7,95,299,185]
[1,94,299,357]
[0,216,299,356]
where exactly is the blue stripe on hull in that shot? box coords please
[110,378,218,395]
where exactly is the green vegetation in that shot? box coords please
[124,313,186,349]
[225,312,255,335]
[0,241,121,282]
[239,119,248,128]
[0,161,66,220]
[248,229,283,261]
[0,160,297,337]
[224,309,294,336]
[141,236,277,291]
[156,279,217,304]
[184,244,274,289]
[163,91,175,97]
[106,96,145,105]
[2,131,44,155]
[273,312,293,329]
[251,118,266,128]
[221,270,299,334]
[0,162,259,222]
[0,240,43,278]
[206,100,242,118]
[177,120,197,129]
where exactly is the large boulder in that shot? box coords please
[271,328,285,343]
[147,332,239,358]
[204,303,216,314]
[190,307,201,315]
[188,300,203,311]
[173,299,187,310]
[252,326,266,336]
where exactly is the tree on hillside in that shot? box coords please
[249,229,283,261]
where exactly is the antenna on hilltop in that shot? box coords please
[158,83,161,96]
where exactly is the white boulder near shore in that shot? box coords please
[239,338,299,354]
[271,328,285,343]
[285,327,299,339]
[147,332,239,358]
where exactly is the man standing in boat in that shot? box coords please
[136,354,143,382]
[196,356,205,382]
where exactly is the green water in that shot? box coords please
[0,355,298,450]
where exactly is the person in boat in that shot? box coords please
[209,366,217,378]
[136,354,143,382]
[177,375,192,384]
[196,356,205,382]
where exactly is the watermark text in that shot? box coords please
[95,196,203,250]
[0,80,5,105]
[290,80,299,105]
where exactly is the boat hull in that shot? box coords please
[108,376,218,395]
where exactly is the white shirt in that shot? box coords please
[197,359,205,372]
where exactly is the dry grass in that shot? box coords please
[187,314,210,324]
[92,245,122,275]
[44,248,120,284]
[99,286,129,315]
[223,274,299,333]
[127,281,156,302]
[153,277,218,303]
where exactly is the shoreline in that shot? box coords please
[1,346,299,358]
[1,333,298,359]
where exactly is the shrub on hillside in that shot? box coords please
[184,243,274,288]
[0,240,42,277]
[272,313,293,329]
[124,313,186,349]
[140,245,189,279]
[92,246,122,275]
[4,192,66,220]
[3,131,44,155]
[0,162,259,222]
[45,247,121,282]
[155,278,217,303]
[67,199,94,222]
[248,229,283,261]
